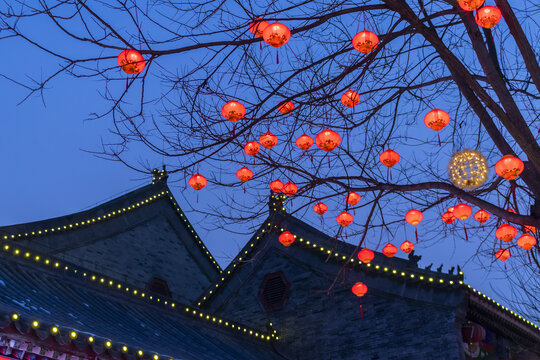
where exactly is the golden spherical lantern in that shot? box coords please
[448,149,488,190]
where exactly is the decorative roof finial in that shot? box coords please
[152,166,168,184]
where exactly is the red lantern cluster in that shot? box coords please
[379,149,400,167]
[244,141,260,156]
[382,243,398,258]
[315,129,341,152]
[442,206,456,224]
[341,90,360,108]
[400,240,414,254]
[249,18,269,37]
[236,167,253,183]
[221,101,246,122]
[453,203,472,220]
[296,134,314,150]
[424,109,450,131]
[352,282,368,297]
[517,234,537,250]
[314,202,328,215]
[494,155,524,181]
[189,174,207,190]
[475,6,502,29]
[405,209,423,225]
[278,101,295,114]
[279,231,295,247]
[457,0,484,11]
[495,224,517,242]
[352,31,379,54]
[118,50,145,75]
[495,248,511,261]
[259,132,278,149]
[282,182,298,196]
[346,192,361,206]
[357,248,375,263]
[474,209,490,223]
[336,211,353,227]
[262,23,291,47]
[270,179,284,193]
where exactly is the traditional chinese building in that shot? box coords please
[0,171,538,360]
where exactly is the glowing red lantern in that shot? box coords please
[357,248,374,263]
[221,101,246,122]
[400,240,414,254]
[494,155,524,181]
[524,225,538,234]
[462,322,486,343]
[262,23,290,47]
[296,134,314,150]
[278,101,294,114]
[474,210,490,223]
[259,132,278,149]
[314,202,328,215]
[244,141,260,156]
[379,149,400,167]
[458,0,484,11]
[475,6,502,29]
[405,209,423,225]
[341,90,360,107]
[236,167,253,183]
[346,192,361,206]
[270,180,284,193]
[495,248,510,261]
[279,231,295,247]
[352,282,368,297]
[315,129,341,152]
[118,50,145,75]
[517,234,537,250]
[282,182,298,196]
[336,211,353,227]
[495,224,517,242]
[453,203,472,220]
[441,211,456,224]
[352,31,379,54]
[249,18,269,37]
[424,109,450,131]
[189,174,207,190]
[382,243,398,258]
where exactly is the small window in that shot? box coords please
[258,271,290,311]
[147,277,172,297]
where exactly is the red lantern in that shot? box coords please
[352,282,368,297]
[357,248,375,263]
[314,202,328,215]
[507,208,516,214]
[221,101,246,122]
[262,23,291,47]
[453,203,472,220]
[341,90,360,107]
[244,141,260,156]
[405,209,423,225]
[118,50,145,75]
[494,155,524,181]
[517,234,537,250]
[282,182,298,196]
[400,240,415,254]
[315,129,341,152]
[259,132,278,149]
[382,243,398,258]
[336,211,353,227]
[296,134,314,150]
[352,31,379,54]
[236,167,253,183]
[495,248,510,261]
[461,322,486,343]
[270,180,284,193]
[189,174,207,190]
[495,224,517,242]
[279,231,295,247]
[379,149,400,167]
[458,0,484,11]
[249,18,269,37]
[441,211,456,224]
[524,225,538,234]
[278,101,294,114]
[474,209,490,223]
[424,109,450,131]
[475,6,502,29]
[346,192,361,206]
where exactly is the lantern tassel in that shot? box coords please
[243,184,246,194]
[276,50,279,64]
[415,228,418,243]
[196,192,199,203]
[260,42,262,51]
[126,76,129,91]
[464,226,468,241]
[437,133,441,147]
[360,303,364,319]
[528,252,531,264]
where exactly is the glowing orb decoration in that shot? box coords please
[448,149,488,190]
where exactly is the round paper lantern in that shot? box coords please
[405,209,423,225]
[400,240,415,254]
[474,210,490,223]
[236,167,253,183]
[462,322,486,343]
[278,101,294,114]
[424,109,450,131]
[441,211,456,224]
[346,192,361,206]
[118,50,145,74]
[453,203,472,220]
[336,211,353,227]
[382,243,398,258]
[315,129,341,152]
[259,132,278,149]
[296,134,314,150]
[244,141,260,156]
[249,18,269,37]
[495,224,517,242]
[524,225,538,234]
[357,248,375,263]
[495,248,510,261]
[314,202,328,215]
[458,0,484,11]
[517,234,537,250]
[379,149,400,167]
[494,155,524,181]
[279,231,295,247]
[352,282,368,297]
[475,6,502,29]
[270,180,284,193]
[341,90,360,107]
[448,149,488,190]
[282,182,298,196]
[221,101,246,122]
[262,23,290,47]
[189,174,207,190]
[352,30,379,54]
